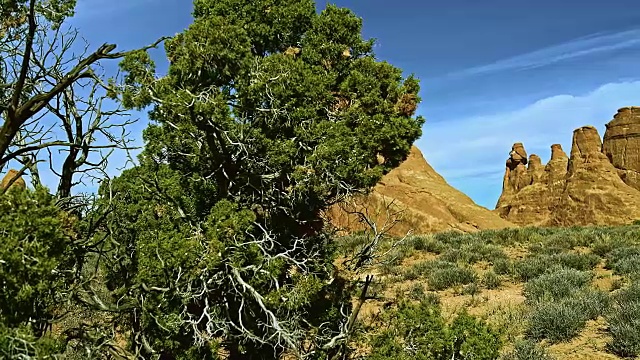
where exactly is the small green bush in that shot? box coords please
[610,254,640,279]
[404,260,454,281]
[407,235,448,254]
[553,252,601,271]
[403,267,420,281]
[440,243,507,265]
[448,311,503,360]
[500,339,555,360]
[527,231,582,254]
[493,258,512,275]
[380,263,403,277]
[523,268,592,303]
[606,282,640,358]
[527,289,609,343]
[408,283,426,301]
[432,231,470,248]
[482,271,502,290]
[367,300,502,360]
[605,247,640,270]
[527,298,587,342]
[513,253,599,281]
[428,265,477,291]
[589,234,632,257]
[578,289,611,320]
[462,282,481,297]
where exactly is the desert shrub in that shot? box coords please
[462,282,481,297]
[606,282,640,357]
[432,231,470,248]
[428,265,477,291]
[553,252,601,271]
[366,279,388,299]
[403,260,477,290]
[500,339,555,360]
[492,227,561,247]
[337,234,370,254]
[611,255,640,278]
[448,311,503,359]
[527,231,581,254]
[408,283,426,300]
[606,247,640,279]
[404,260,453,281]
[440,242,507,265]
[578,289,611,320]
[512,257,551,282]
[485,303,529,344]
[523,268,592,303]
[383,245,418,266]
[512,253,599,281]
[527,298,587,342]
[493,258,512,275]
[403,267,420,281]
[606,247,640,266]
[407,235,448,254]
[590,234,629,257]
[482,271,502,290]
[527,289,609,343]
[367,300,502,360]
[380,263,403,277]
[407,284,440,305]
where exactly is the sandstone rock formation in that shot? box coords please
[327,146,515,236]
[0,169,26,192]
[603,106,640,191]
[496,109,640,227]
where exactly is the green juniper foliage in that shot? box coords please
[367,300,502,360]
[101,0,424,358]
[0,187,76,356]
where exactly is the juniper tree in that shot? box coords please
[0,0,165,356]
[101,0,424,358]
[1,0,165,198]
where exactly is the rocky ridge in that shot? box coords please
[0,169,26,192]
[496,107,640,226]
[327,146,515,236]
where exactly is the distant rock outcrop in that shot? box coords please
[0,169,26,192]
[327,146,515,236]
[603,106,640,191]
[496,108,640,227]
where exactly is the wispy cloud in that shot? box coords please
[417,81,640,208]
[72,0,156,21]
[447,28,640,79]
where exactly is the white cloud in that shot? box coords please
[416,81,640,208]
[446,29,640,79]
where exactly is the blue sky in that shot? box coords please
[64,0,640,208]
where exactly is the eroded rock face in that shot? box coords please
[496,115,640,227]
[1,169,26,192]
[496,143,560,226]
[603,107,640,191]
[327,146,515,236]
